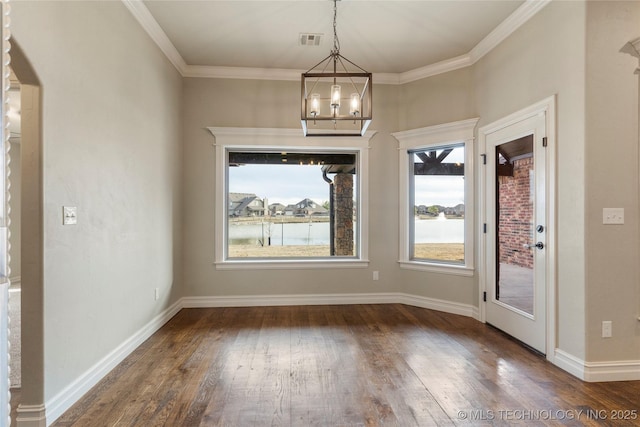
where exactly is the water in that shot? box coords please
[413,218,464,243]
[229,221,331,246]
[229,218,464,245]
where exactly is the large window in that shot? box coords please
[394,119,477,275]
[226,151,358,259]
[211,128,370,269]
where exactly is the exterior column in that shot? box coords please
[333,173,353,256]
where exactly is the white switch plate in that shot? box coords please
[602,320,612,338]
[63,206,77,225]
[602,208,624,225]
[373,271,379,281]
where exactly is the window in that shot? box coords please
[393,119,478,275]
[210,128,371,269]
[409,144,465,263]
[226,151,358,259]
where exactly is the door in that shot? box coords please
[484,112,547,354]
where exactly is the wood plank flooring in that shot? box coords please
[51,305,640,426]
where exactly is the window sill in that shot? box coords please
[398,260,474,277]
[215,259,370,270]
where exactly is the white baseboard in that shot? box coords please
[44,300,183,425]
[16,404,46,427]
[554,349,586,379]
[583,359,640,382]
[182,292,397,308]
[182,292,478,318]
[554,349,640,382]
[396,293,477,318]
[9,276,20,290]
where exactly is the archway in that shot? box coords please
[7,38,45,426]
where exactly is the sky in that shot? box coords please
[229,164,330,207]
[229,161,465,208]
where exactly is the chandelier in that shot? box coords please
[301,0,372,137]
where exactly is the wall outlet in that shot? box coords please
[602,320,612,338]
[154,288,159,301]
[373,271,379,281]
[602,208,624,225]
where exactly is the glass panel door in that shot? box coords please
[495,136,534,315]
[484,111,547,354]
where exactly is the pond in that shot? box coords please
[228,218,464,246]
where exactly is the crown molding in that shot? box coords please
[123,0,551,84]
[470,0,552,63]
[183,65,304,81]
[397,54,473,84]
[121,0,187,74]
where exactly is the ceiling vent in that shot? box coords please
[299,33,323,46]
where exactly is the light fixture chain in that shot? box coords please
[300,0,371,136]
[332,0,340,54]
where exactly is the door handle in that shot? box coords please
[523,242,544,250]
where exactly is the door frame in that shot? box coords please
[1,2,10,424]
[478,95,557,363]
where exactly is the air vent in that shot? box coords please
[299,33,323,46]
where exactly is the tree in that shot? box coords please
[427,205,440,216]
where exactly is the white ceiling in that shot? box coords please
[127,0,549,83]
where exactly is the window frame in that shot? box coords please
[393,118,478,276]
[209,127,372,270]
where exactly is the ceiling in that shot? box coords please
[128,0,547,83]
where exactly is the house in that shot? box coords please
[283,204,296,217]
[443,204,465,216]
[3,1,640,425]
[268,203,286,216]
[294,198,329,217]
[416,205,429,215]
[228,192,266,217]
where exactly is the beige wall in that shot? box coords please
[584,1,640,362]
[474,0,588,359]
[11,0,183,405]
[399,67,476,131]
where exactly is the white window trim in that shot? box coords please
[393,118,479,276]
[208,127,374,270]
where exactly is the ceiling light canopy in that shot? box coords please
[301,0,372,137]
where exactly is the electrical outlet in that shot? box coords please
[373,271,379,281]
[154,288,159,301]
[602,321,612,338]
[602,208,624,225]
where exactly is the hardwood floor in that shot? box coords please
[52,305,640,426]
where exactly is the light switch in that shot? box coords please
[602,208,624,225]
[63,206,77,225]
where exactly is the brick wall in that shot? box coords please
[498,157,533,268]
[334,173,354,256]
